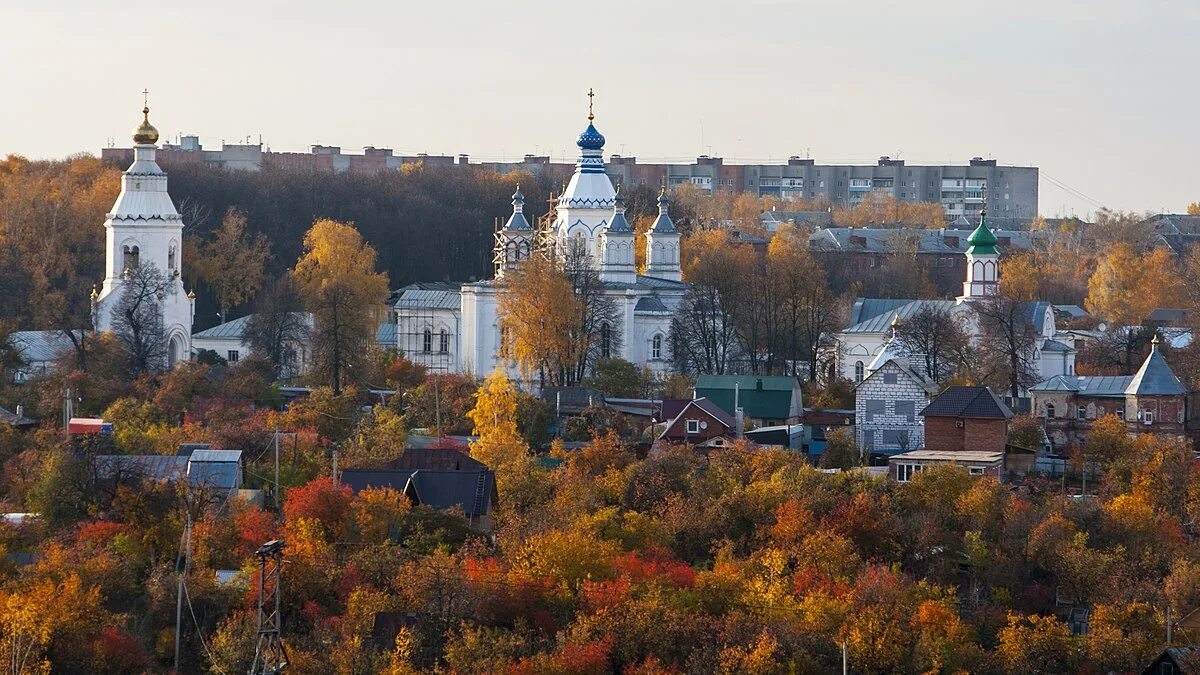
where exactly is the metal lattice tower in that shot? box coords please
[249,540,289,674]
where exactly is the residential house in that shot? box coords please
[93,449,244,497]
[1140,647,1200,675]
[920,386,1013,454]
[888,450,1006,482]
[190,312,314,378]
[694,375,803,425]
[657,397,737,448]
[1030,335,1189,449]
[853,329,938,459]
[340,448,496,531]
[8,330,81,383]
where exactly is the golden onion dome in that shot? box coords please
[132,106,159,145]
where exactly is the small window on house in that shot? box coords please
[652,334,663,360]
[865,400,886,421]
[883,372,898,384]
[1077,405,1086,420]
[1116,406,1124,420]
[227,350,239,363]
[854,361,864,383]
[1046,403,1055,419]
[439,329,449,354]
[686,419,700,434]
[896,463,922,482]
[1144,410,1154,425]
[422,329,433,353]
[968,466,986,476]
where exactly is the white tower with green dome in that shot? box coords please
[958,207,1000,302]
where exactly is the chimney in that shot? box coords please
[15,405,22,419]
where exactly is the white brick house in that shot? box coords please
[855,337,938,457]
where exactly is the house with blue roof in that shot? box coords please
[835,209,1075,393]
[1030,335,1190,449]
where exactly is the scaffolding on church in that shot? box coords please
[395,285,458,374]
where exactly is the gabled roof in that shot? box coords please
[380,448,486,473]
[1030,375,1081,392]
[1126,343,1186,396]
[859,359,938,394]
[189,449,242,463]
[659,397,737,441]
[920,386,1013,420]
[405,470,496,518]
[95,455,189,482]
[376,323,398,347]
[392,285,462,311]
[845,299,957,334]
[0,407,37,428]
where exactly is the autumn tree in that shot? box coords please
[467,369,529,469]
[190,207,271,321]
[996,613,1080,675]
[973,252,1042,401]
[292,219,389,395]
[894,305,971,383]
[497,253,580,386]
[1086,244,1181,326]
[671,229,752,374]
[768,224,840,380]
[111,263,174,374]
[244,274,310,379]
[821,427,859,469]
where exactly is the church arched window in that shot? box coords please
[855,360,865,383]
[422,328,432,353]
[652,334,663,360]
[1045,403,1055,419]
[439,329,449,354]
[168,245,177,272]
[600,322,612,358]
[123,245,140,271]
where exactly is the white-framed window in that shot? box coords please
[686,419,700,434]
[968,466,986,476]
[854,361,865,383]
[439,329,449,354]
[1077,405,1086,420]
[896,463,923,482]
[227,350,239,363]
[651,334,663,360]
[1144,410,1154,425]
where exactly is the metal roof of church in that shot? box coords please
[10,330,80,363]
[1126,342,1186,395]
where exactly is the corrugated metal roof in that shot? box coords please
[394,288,461,310]
[189,449,242,463]
[1041,339,1072,352]
[845,300,957,333]
[11,330,80,363]
[634,295,669,313]
[376,323,398,347]
[192,315,253,339]
[406,470,496,517]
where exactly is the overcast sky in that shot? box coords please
[2,0,1197,218]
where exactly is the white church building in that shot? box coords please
[395,101,687,378]
[837,214,1075,390]
[91,105,195,364]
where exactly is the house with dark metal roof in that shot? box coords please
[920,386,1013,455]
[340,466,497,532]
[1140,646,1200,675]
[694,375,803,424]
[0,406,37,429]
[1031,335,1190,449]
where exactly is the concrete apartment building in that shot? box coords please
[102,138,1038,218]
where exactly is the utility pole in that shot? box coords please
[273,426,281,511]
[250,540,289,674]
[174,510,192,672]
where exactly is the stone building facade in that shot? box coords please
[854,334,937,457]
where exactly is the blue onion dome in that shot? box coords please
[511,185,524,206]
[657,186,670,208]
[576,122,606,151]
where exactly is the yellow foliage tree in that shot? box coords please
[1086,244,1181,325]
[496,255,582,386]
[292,219,389,394]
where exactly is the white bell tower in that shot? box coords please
[93,99,195,366]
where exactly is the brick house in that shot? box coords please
[1030,335,1189,450]
[920,386,1013,454]
[854,333,938,459]
[658,397,737,448]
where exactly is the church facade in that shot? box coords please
[93,105,195,366]
[836,214,1075,390]
[395,103,686,379]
